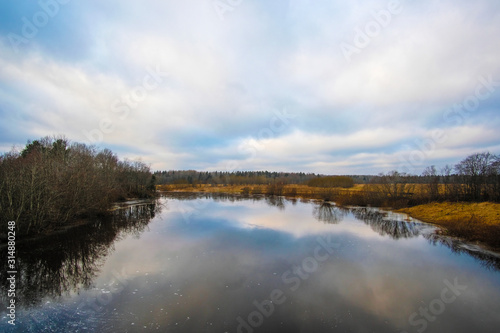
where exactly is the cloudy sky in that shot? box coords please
[1,0,499,174]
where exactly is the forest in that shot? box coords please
[0,137,156,235]
[154,170,371,186]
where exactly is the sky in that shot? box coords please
[0,0,499,174]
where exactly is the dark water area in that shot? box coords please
[1,194,500,332]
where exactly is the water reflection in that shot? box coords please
[0,200,160,308]
[265,196,286,210]
[162,192,292,210]
[162,193,500,271]
[313,202,345,224]
[424,233,500,271]
[2,194,500,333]
[349,207,424,239]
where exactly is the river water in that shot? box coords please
[1,193,500,332]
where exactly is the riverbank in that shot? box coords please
[0,198,158,247]
[158,184,500,251]
[397,202,500,250]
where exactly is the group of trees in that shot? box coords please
[452,152,500,201]
[367,152,500,205]
[0,137,156,235]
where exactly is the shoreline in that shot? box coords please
[397,202,500,251]
[5,186,499,252]
[158,184,500,251]
[0,198,158,247]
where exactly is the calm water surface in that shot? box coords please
[1,193,500,332]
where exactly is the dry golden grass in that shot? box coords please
[156,184,364,198]
[398,202,500,226]
[156,184,254,193]
[398,202,500,250]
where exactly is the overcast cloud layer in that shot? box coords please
[1,0,499,174]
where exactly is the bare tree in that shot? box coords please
[1,136,156,235]
[455,152,498,201]
[373,171,415,200]
[441,164,457,200]
[422,165,440,201]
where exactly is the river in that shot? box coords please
[1,193,500,332]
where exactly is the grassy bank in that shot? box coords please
[158,184,500,250]
[398,202,500,250]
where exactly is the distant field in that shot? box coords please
[156,183,364,195]
[157,183,448,194]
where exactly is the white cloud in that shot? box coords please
[1,0,499,174]
[284,0,500,109]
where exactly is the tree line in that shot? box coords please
[153,170,370,186]
[0,136,156,235]
[154,170,316,186]
[156,152,499,205]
